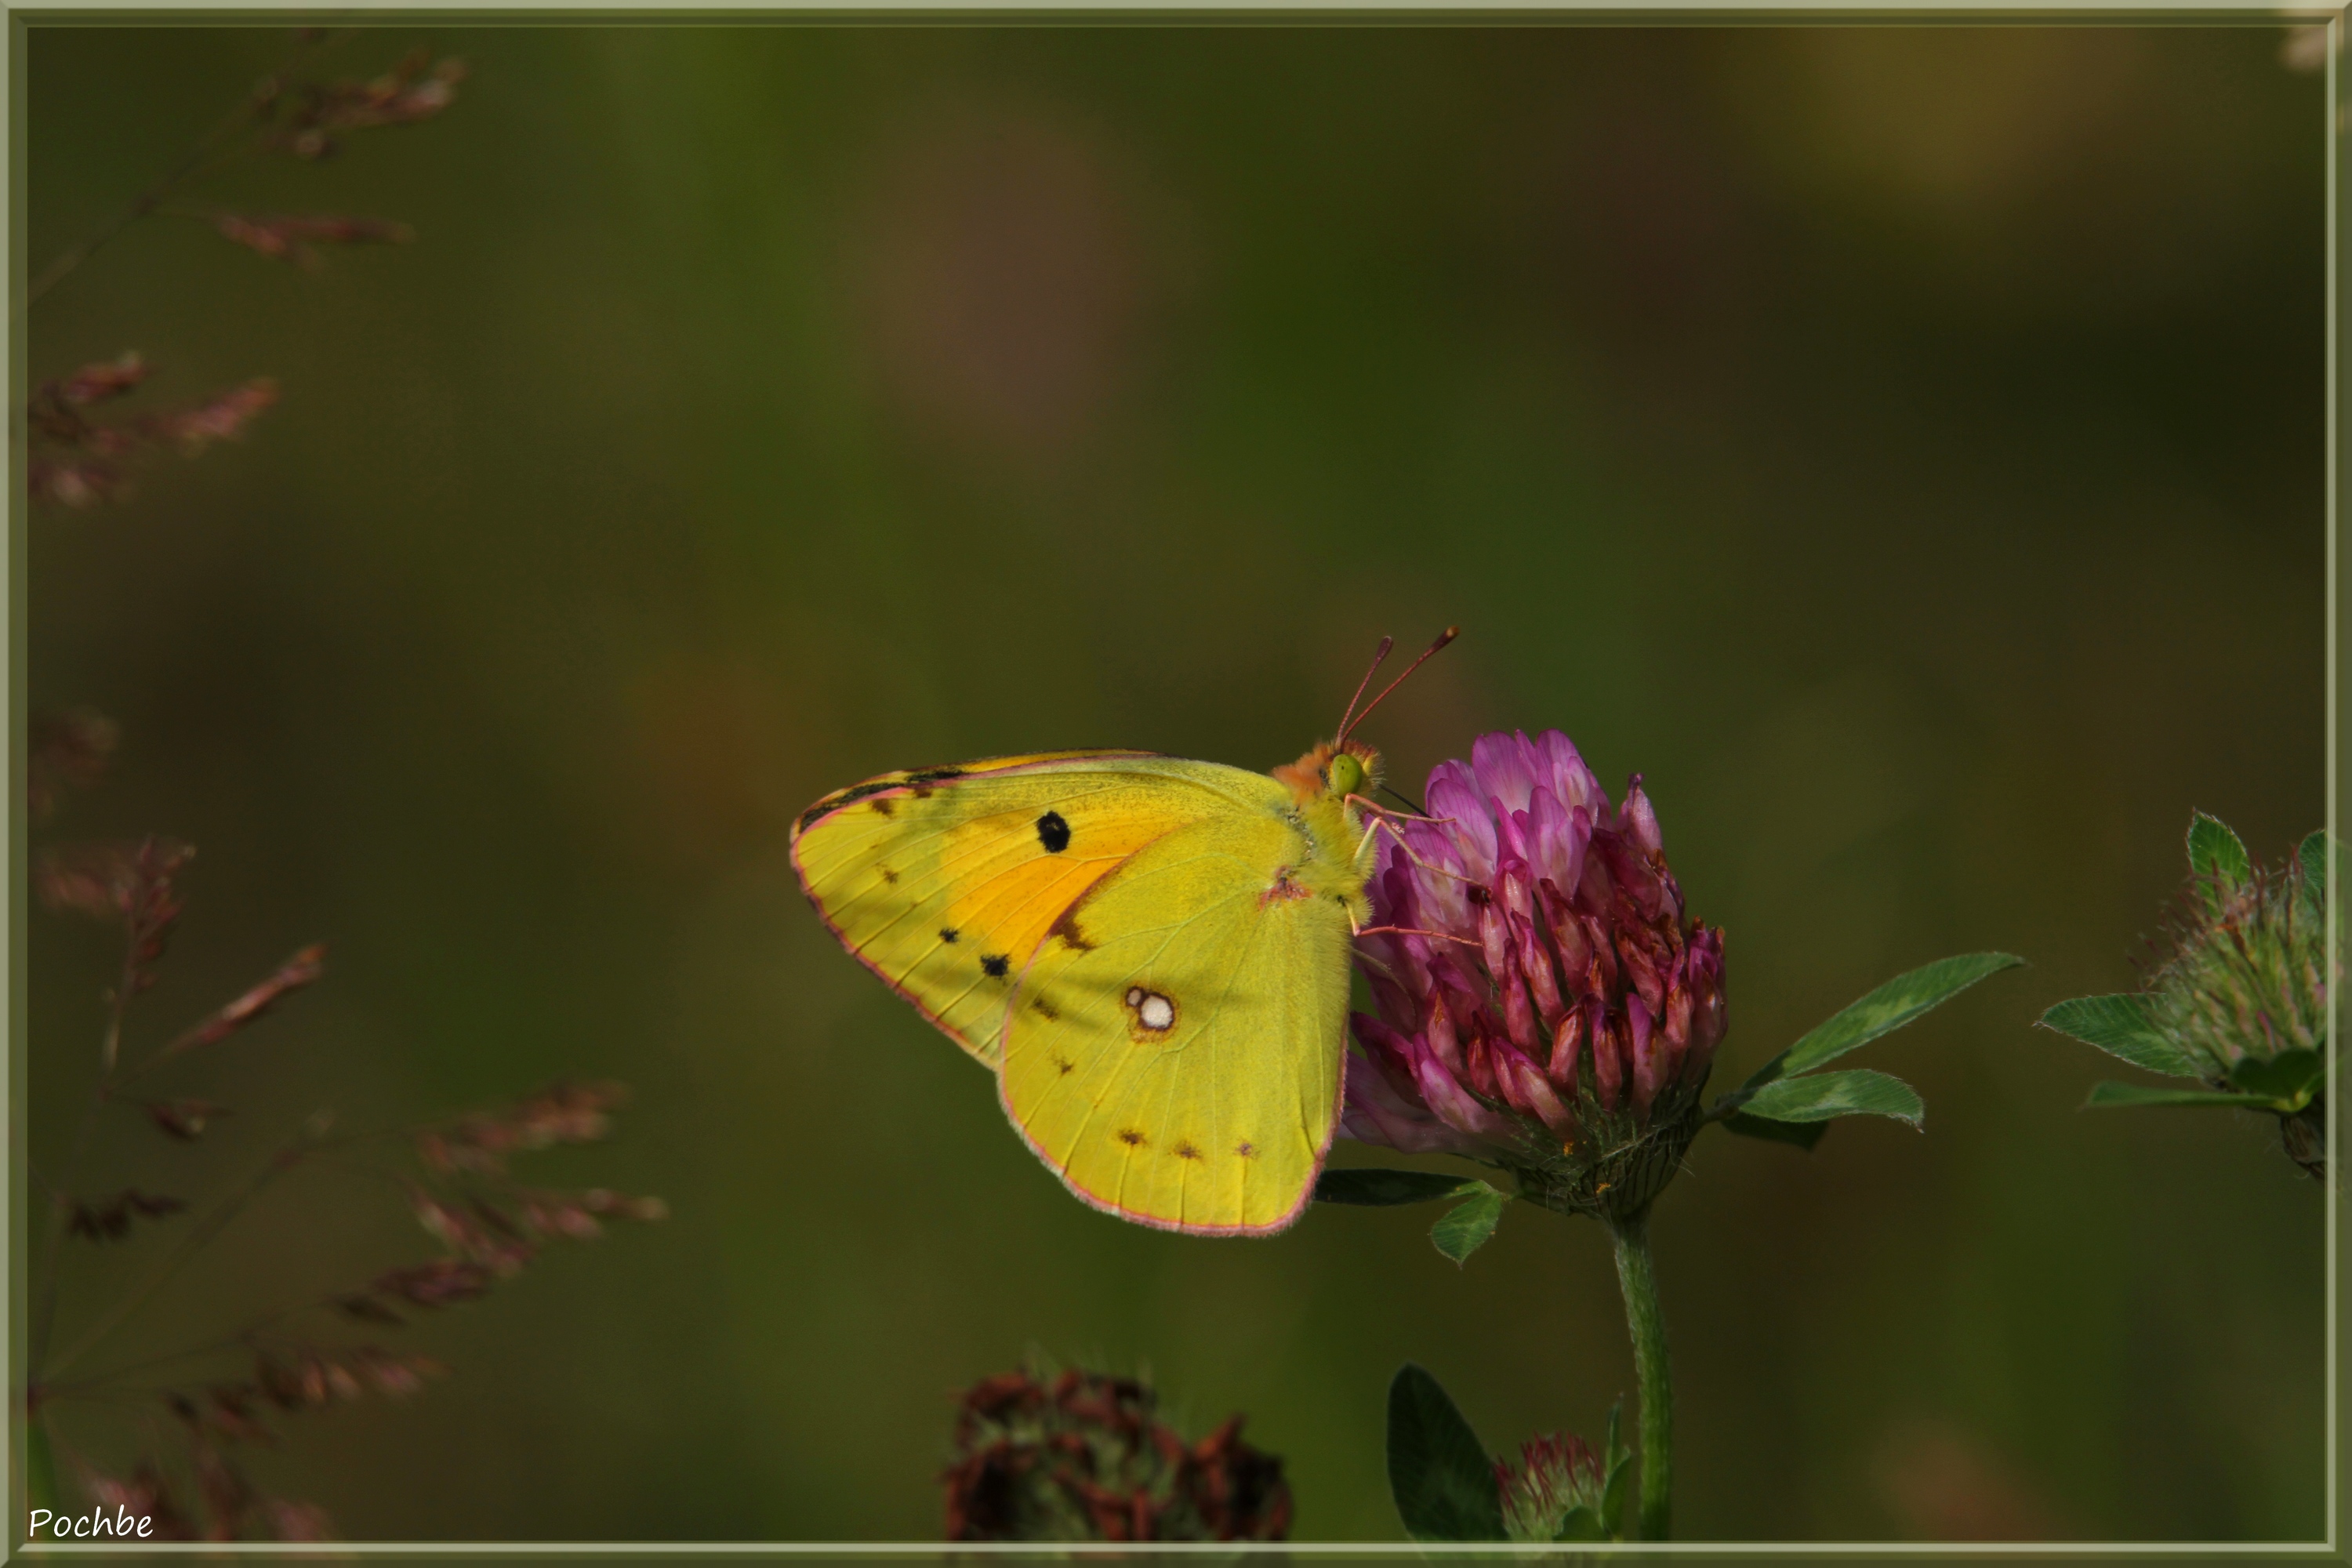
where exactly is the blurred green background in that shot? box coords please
[24,22,2326,1543]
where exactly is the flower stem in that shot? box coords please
[1609,1214,1673,1541]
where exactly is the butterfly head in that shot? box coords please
[1272,739,1383,806]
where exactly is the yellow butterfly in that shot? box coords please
[790,631,1456,1236]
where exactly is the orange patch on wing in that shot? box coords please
[939,805,1174,975]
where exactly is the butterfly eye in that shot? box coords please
[1328,752,1367,800]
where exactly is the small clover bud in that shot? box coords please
[1497,1432,1609,1543]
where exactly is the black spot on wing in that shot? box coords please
[1031,995,1060,1021]
[1036,810,1071,853]
[938,927,960,943]
[981,954,1011,978]
[870,796,896,816]
[879,867,899,884]
[1116,1129,1147,1148]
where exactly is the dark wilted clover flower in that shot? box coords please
[1348,731,1726,1221]
[2044,814,2333,1178]
[942,1362,1291,1542]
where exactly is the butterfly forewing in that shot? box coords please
[790,753,1271,1065]
[998,805,1352,1236]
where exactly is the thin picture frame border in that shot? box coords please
[2,5,2337,1556]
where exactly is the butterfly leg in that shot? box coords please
[1345,794,1440,866]
[1354,809,1481,888]
[1352,916,1481,946]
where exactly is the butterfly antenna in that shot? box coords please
[1333,636,1393,745]
[1341,626,1458,742]
[1378,781,1429,816]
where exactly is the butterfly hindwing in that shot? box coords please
[997,803,1353,1236]
[790,753,1278,1066]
